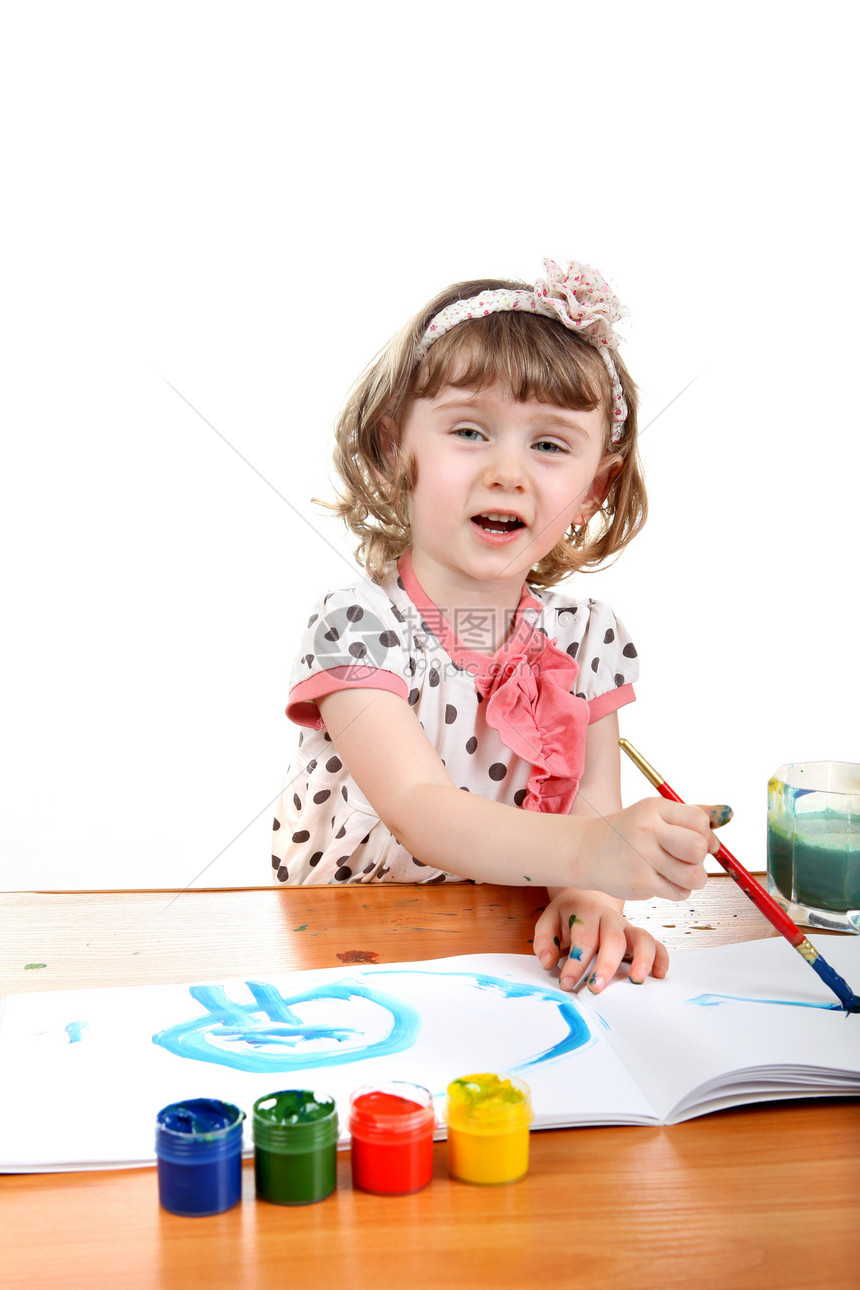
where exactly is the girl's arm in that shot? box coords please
[533,710,669,993]
[316,689,716,900]
[532,712,732,993]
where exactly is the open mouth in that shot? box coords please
[471,512,526,535]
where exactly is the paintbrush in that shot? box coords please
[619,738,860,1014]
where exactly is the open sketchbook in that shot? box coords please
[1,935,858,1172]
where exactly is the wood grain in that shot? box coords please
[1,876,778,996]
[3,1104,859,1290]
[1,881,857,1290]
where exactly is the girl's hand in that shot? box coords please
[533,890,669,994]
[575,796,721,901]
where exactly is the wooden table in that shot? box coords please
[2,880,858,1290]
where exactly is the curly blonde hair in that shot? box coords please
[327,275,647,587]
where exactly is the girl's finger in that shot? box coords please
[652,876,694,901]
[558,930,598,991]
[654,816,711,866]
[580,924,627,995]
[625,926,666,985]
[649,834,710,889]
[532,908,569,970]
[706,804,733,829]
[557,908,601,989]
[650,938,670,979]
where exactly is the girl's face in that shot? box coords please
[397,381,619,607]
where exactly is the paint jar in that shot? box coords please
[155,1098,246,1216]
[445,1073,533,1186]
[768,762,860,932]
[348,1081,436,1195]
[252,1089,338,1205]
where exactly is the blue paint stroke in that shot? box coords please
[65,1021,89,1043]
[568,946,584,961]
[151,971,593,1075]
[152,980,420,1073]
[374,970,592,1069]
[687,993,842,1011]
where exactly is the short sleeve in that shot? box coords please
[286,585,411,729]
[546,597,638,723]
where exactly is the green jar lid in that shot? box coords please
[253,1089,338,1153]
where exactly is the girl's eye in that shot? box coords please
[453,426,486,442]
[534,440,567,455]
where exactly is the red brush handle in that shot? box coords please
[655,780,805,948]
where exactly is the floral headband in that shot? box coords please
[418,258,629,444]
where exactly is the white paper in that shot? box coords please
[0,938,858,1172]
[586,935,860,1122]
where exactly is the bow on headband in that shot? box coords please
[418,258,629,443]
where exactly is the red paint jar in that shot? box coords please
[348,1082,436,1195]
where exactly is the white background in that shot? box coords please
[1,1,858,892]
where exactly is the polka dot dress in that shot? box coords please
[271,551,638,885]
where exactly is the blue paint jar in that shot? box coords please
[155,1098,246,1216]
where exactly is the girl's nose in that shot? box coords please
[483,446,527,489]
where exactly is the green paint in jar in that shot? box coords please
[252,1089,338,1205]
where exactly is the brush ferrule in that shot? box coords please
[618,739,664,791]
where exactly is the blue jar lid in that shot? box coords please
[155,1098,246,1163]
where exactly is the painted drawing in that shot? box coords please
[151,971,593,1074]
[0,940,858,1172]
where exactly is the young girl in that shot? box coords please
[272,258,721,994]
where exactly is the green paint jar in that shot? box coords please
[252,1089,339,1205]
[767,762,860,932]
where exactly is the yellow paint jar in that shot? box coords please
[444,1073,533,1186]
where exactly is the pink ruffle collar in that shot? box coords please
[397,552,588,814]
